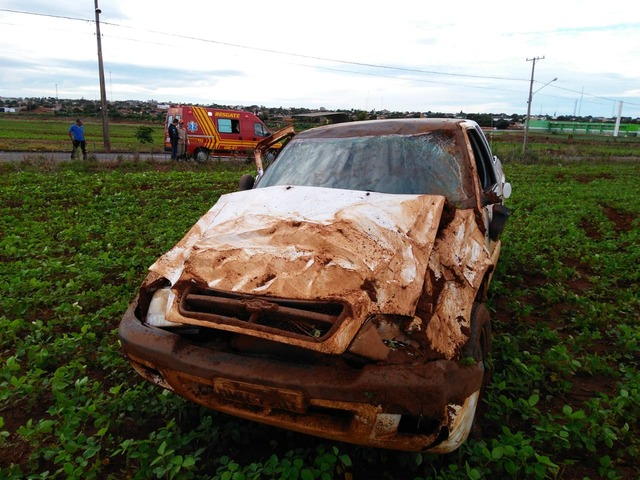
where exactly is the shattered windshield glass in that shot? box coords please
[256,131,472,203]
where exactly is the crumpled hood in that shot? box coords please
[150,185,445,322]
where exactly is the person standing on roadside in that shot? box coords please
[168,118,179,160]
[68,118,87,160]
[177,121,188,160]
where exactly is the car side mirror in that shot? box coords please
[238,174,255,191]
[489,204,510,241]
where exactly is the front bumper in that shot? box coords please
[118,300,483,452]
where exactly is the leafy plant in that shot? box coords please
[1,156,639,479]
[135,126,155,145]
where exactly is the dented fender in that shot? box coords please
[422,208,494,359]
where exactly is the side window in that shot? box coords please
[254,123,269,137]
[217,118,240,134]
[467,128,496,190]
[217,119,231,133]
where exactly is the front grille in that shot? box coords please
[179,286,346,341]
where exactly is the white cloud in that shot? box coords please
[1,0,639,117]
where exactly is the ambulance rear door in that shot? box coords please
[165,107,184,150]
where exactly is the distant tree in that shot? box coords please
[135,126,154,144]
[355,111,367,121]
[466,113,493,127]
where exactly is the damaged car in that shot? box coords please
[118,118,511,453]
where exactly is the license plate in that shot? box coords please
[214,378,305,413]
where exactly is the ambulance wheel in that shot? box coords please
[194,148,210,163]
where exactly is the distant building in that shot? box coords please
[529,119,639,137]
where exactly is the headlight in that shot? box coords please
[347,314,423,361]
[145,288,183,327]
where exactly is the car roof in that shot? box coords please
[295,118,475,139]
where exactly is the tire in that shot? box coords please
[194,148,209,163]
[461,303,492,365]
[238,174,255,191]
[461,303,492,436]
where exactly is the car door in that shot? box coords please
[466,126,508,249]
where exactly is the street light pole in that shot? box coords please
[523,75,558,154]
[94,0,111,152]
[523,56,544,154]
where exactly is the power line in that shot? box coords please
[0,8,533,84]
[96,31,531,96]
[2,8,639,111]
[134,28,530,83]
[0,8,93,25]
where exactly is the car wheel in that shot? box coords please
[238,174,255,191]
[194,148,209,163]
[461,303,492,364]
[461,303,492,435]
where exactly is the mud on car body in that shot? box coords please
[118,118,511,452]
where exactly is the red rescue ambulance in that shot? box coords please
[165,106,275,162]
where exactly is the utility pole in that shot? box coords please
[523,56,544,154]
[94,0,111,152]
[613,101,623,137]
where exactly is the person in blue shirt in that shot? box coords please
[68,118,87,160]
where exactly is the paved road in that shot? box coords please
[0,151,174,162]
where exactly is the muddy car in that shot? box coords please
[118,118,511,453]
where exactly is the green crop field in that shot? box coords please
[1,113,639,160]
[0,116,166,154]
[0,115,290,155]
[1,129,639,479]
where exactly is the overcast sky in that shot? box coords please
[1,1,639,118]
